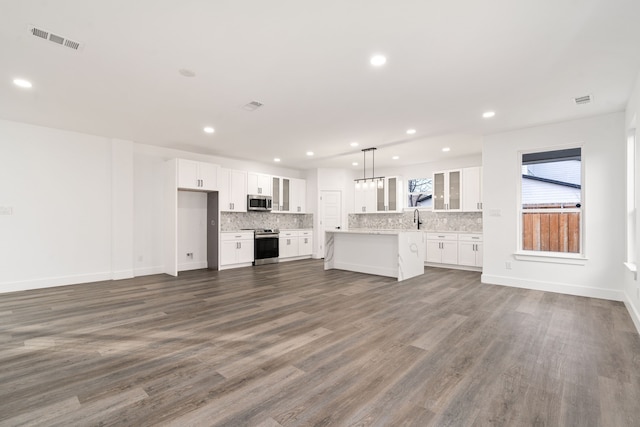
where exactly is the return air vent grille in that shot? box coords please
[242,101,264,111]
[28,25,83,51]
[574,95,592,105]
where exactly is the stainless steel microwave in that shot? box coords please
[247,194,272,211]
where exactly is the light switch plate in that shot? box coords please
[0,206,13,215]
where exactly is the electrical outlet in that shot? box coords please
[0,206,13,215]
[137,255,143,262]
[505,261,512,270]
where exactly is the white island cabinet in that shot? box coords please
[324,230,425,281]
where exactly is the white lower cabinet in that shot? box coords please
[426,233,459,264]
[279,231,300,258]
[220,232,254,269]
[279,230,313,260]
[457,234,483,267]
[425,232,482,269]
[298,230,313,256]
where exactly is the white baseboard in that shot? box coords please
[481,274,624,301]
[111,269,134,280]
[279,255,312,263]
[623,291,640,335]
[178,261,208,272]
[134,265,165,277]
[0,271,113,294]
[219,262,253,271]
[424,262,482,272]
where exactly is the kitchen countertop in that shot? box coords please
[327,229,424,235]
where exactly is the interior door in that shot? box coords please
[320,190,342,257]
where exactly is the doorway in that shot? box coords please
[319,190,342,257]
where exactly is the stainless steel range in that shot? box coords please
[251,229,279,265]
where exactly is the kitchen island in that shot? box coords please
[324,229,425,281]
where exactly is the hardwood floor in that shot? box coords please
[1,260,639,426]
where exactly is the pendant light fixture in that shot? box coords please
[354,148,385,189]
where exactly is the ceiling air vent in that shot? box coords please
[574,95,592,105]
[28,25,83,51]
[242,101,264,112]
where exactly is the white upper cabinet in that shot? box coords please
[247,172,272,196]
[462,166,483,212]
[272,176,290,212]
[354,181,377,213]
[354,177,402,213]
[433,170,462,211]
[290,178,306,213]
[273,177,306,213]
[375,176,403,212]
[218,168,247,212]
[177,159,218,191]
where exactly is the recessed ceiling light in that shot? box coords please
[392,156,399,160]
[179,69,196,78]
[306,151,314,156]
[203,126,215,134]
[350,142,359,147]
[442,147,451,152]
[482,111,496,118]
[370,54,387,67]
[406,129,416,135]
[13,78,32,88]
[274,158,281,162]
[352,162,359,166]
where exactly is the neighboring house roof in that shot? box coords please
[522,160,581,206]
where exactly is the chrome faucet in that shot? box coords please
[413,209,423,230]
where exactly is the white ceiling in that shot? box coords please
[1,0,640,171]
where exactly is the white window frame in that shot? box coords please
[626,128,637,275]
[515,145,587,264]
[405,177,434,210]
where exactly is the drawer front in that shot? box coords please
[299,230,313,237]
[458,234,483,242]
[221,232,254,241]
[426,233,458,241]
[280,231,297,237]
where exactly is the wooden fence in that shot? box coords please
[522,212,580,253]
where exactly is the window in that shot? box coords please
[520,148,582,254]
[627,131,637,264]
[408,178,433,208]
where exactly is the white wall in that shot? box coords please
[375,153,482,182]
[177,191,207,271]
[0,120,114,291]
[482,112,626,301]
[111,139,134,280]
[623,71,640,332]
[0,119,306,292]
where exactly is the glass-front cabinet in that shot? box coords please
[272,176,290,212]
[433,170,461,212]
[355,176,403,213]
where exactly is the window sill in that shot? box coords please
[624,262,637,273]
[403,207,433,212]
[514,251,588,265]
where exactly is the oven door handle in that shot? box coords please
[255,234,279,239]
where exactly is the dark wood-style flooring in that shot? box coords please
[1,260,639,426]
